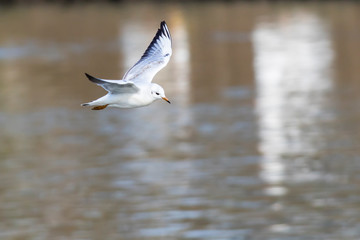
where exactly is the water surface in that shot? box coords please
[0,2,360,240]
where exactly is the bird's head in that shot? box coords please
[150,83,170,104]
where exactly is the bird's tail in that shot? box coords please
[81,97,109,110]
[81,85,110,110]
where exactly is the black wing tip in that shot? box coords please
[84,72,92,79]
[158,21,170,37]
[140,21,171,59]
[84,73,101,84]
[160,20,170,38]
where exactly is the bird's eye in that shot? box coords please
[156,92,160,95]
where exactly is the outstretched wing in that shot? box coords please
[122,21,172,83]
[84,73,139,94]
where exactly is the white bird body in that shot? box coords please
[89,83,154,108]
[82,21,172,110]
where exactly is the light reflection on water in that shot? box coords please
[253,11,335,188]
[0,2,360,240]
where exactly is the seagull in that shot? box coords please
[82,21,172,110]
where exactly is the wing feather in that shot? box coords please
[85,73,139,94]
[122,21,172,83]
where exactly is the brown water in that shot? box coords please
[0,2,360,240]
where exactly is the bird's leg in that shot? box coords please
[91,104,109,110]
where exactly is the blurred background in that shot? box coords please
[0,1,360,240]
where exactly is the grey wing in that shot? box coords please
[84,73,139,94]
[122,21,172,84]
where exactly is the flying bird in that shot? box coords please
[82,21,172,110]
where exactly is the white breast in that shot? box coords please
[108,90,154,108]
